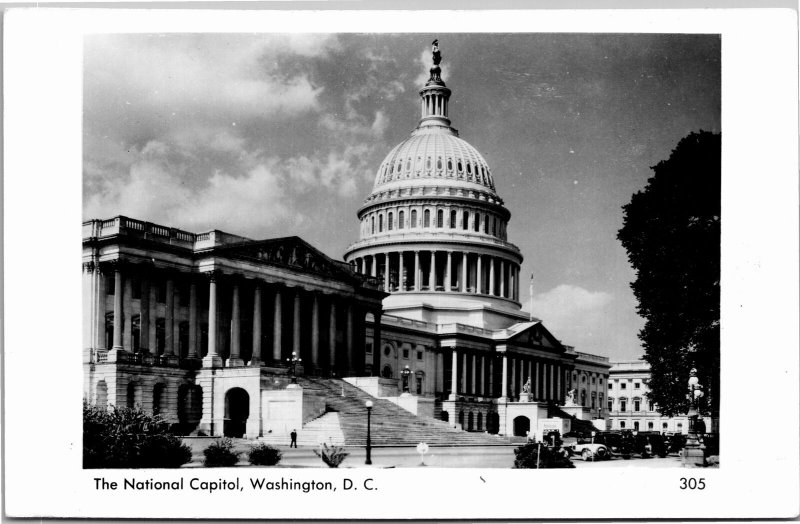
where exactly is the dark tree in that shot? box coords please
[618,130,720,418]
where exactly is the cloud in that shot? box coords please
[285,144,373,197]
[530,284,614,348]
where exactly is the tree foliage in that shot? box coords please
[617,130,720,417]
[83,401,192,468]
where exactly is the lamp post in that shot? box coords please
[401,365,412,394]
[286,351,302,384]
[683,368,706,467]
[365,400,373,465]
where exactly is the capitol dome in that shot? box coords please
[373,127,497,194]
[345,41,525,325]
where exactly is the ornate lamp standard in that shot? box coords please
[401,365,412,394]
[683,368,706,467]
[286,351,302,384]
[365,400,373,465]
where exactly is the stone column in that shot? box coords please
[202,273,222,368]
[461,352,468,395]
[414,251,420,291]
[123,275,133,351]
[95,266,106,349]
[500,260,506,298]
[476,254,483,295]
[109,264,124,358]
[549,363,555,400]
[500,354,508,400]
[449,348,458,400]
[489,257,495,296]
[140,276,150,352]
[187,278,198,358]
[398,251,404,291]
[311,293,320,369]
[462,252,469,293]
[272,288,282,363]
[370,255,377,277]
[471,354,477,395]
[346,303,354,373]
[292,289,301,358]
[481,355,487,396]
[329,298,337,371]
[249,283,262,366]
[228,281,243,366]
[164,277,175,357]
[429,251,436,290]
[510,358,516,398]
[445,251,452,292]
[383,253,390,292]
[372,311,382,376]
[489,357,494,397]
[148,279,157,354]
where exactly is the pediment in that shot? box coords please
[505,321,565,352]
[216,237,354,281]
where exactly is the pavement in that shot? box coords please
[182,438,711,468]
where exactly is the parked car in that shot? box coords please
[560,432,610,461]
[594,431,633,459]
[629,431,667,458]
[664,432,687,455]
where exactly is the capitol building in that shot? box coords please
[83,43,610,443]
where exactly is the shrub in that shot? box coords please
[513,443,575,469]
[203,438,241,467]
[83,400,192,469]
[313,443,349,468]
[248,443,282,466]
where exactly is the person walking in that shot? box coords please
[290,429,298,448]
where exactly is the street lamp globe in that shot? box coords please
[366,400,373,409]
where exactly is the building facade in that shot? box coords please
[607,360,711,434]
[83,43,611,439]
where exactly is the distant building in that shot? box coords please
[607,360,711,434]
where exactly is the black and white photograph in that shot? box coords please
[80,32,720,469]
[3,6,799,520]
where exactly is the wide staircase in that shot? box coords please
[295,376,512,447]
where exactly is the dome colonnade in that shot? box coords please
[344,43,523,307]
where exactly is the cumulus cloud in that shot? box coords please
[285,144,372,197]
[530,284,614,348]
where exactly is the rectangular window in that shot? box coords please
[634,400,641,412]
[608,383,613,390]
[634,382,640,389]
[620,421,626,429]
[620,400,627,412]
[608,400,613,411]
[591,377,596,384]
[365,342,373,354]
[648,421,654,430]
[648,401,654,411]
[417,351,423,360]
[402,349,409,359]
[620,383,627,390]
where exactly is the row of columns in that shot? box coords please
[421,91,449,118]
[352,251,519,300]
[87,262,380,374]
[439,348,570,403]
[361,206,507,241]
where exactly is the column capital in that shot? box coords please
[202,269,223,282]
[82,261,96,273]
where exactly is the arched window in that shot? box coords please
[426,157,431,170]
[467,162,472,175]
[398,210,405,229]
[436,209,444,228]
[378,214,384,232]
[463,211,469,230]
[484,215,489,233]
[382,365,392,379]
[437,158,443,170]
[477,412,483,431]
[371,216,375,234]
[423,209,430,228]
[474,213,480,232]
[387,212,393,231]
[634,397,641,412]
[457,160,463,172]
[608,397,614,411]
[450,209,457,228]
[634,421,640,431]
[405,159,411,172]
[620,398,627,412]
[411,210,418,228]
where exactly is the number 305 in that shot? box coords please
[680,478,706,490]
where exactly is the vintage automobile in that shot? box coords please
[633,432,668,458]
[561,432,611,461]
[593,431,633,459]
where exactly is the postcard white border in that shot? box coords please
[4,7,799,519]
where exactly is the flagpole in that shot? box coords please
[529,273,534,321]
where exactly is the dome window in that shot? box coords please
[457,160,463,172]
[426,157,431,170]
[462,211,469,230]
[387,211,393,231]
[389,164,394,175]
[474,213,480,232]
[449,209,457,228]
[398,210,405,229]
[411,210,418,228]
[447,159,453,171]
[371,216,375,234]
[437,158,443,170]
[406,159,411,172]
[467,163,472,175]
[396,161,403,174]
[436,209,444,228]
[423,209,431,228]
[483,215,489,234]
[379,214,384,232]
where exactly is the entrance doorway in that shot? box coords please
[513,415,530,437]
[224,388,249,438]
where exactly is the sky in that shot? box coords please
[83,33,720,362]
